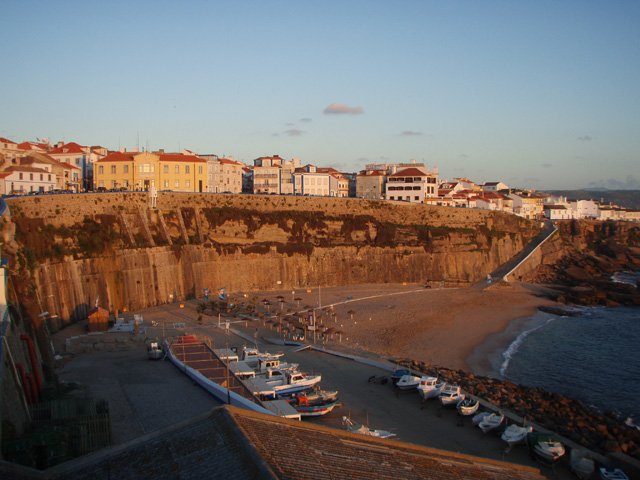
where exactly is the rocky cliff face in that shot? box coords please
[3,193,539,330]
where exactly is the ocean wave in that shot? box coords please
[612,270,640,288]
[499,316,558,377]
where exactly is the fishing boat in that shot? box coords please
[456,397,479,416]
[285,393,339,417]
[240,345,284,367]
[439,385,465,407]
[395,374,421,391]
[570,448,595,479]
[599,466,629,480]
[526,432,565,465]
[264,367,322,397]
[501,424,533,448]
[472,411,491,426]
[342,416,395,439]
[417,376,445,400]
[391,368,412,385]
[478,412,505,434]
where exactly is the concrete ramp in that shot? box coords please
[291,344,311,353]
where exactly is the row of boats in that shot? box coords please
[391,370,629,479]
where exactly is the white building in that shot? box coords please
[385,167,438,203]
[0,165,56,194]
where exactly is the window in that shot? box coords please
[124,180,129,187]
[164,165,168,173]
[48,175,51,181]
[111,165,116,174]
[40,174,43,180]
[98,180,104,187]
[30,174,33,180]
[112,181,117,189]
[124,165,129,173]
[185,165,190,174]
[185,180,190,189]
[164,180,169,188]
[415,196,419,201]
[98,165,104,174]
[174,180,179,188]
[175,165,179,174]
[19,173,23,180]
[138,163,154,173]
[198,166,203,174]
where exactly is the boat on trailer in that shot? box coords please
[395,374,421,391]
[439,385,464,407]
[526,432,565,465]
[417,376,445,400]
[456,397,479,416]
[285,393,339,417]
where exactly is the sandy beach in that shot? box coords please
[235,281,560,375]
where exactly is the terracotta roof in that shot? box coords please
[49,142,85,155]
[96,152,136,163]
[219,157,240,165]
[357,170,386,177]
[389,167,430,177]
[4,165,50,174]
[0,138,17,145]
[0,406,545,480]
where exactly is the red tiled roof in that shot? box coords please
[357,170,386,177]
[97,152,136,163]
[0,138,17,145]
[219,157,240,165]
[159,153,206,163]
[390,167,429,177]
[4,165,50,174]
[49,142,85,155]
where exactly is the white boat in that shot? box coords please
[342,416,395,439]
[456,397,479,416]
[526,432,565,465]
[501,424,533,448]
[599,466,629,480]
[241,345,284,367]
[147,342,163,360]
[438,385,464,406]
[264,367,322,397]
[570,448,595,479]
[395,374,421,391]
[417,376,445,400]
[472,411,491,426]
[478,412,505,434]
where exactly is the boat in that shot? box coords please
[599,466,629,480]
[417,376,445,400]
[456,397,479,416]
[342,416,395,439]
[478,412,505,434]
[570,448,595,479]
[147,342,163,360]
[395,374,421,391]
[281,388,338,404]
[472,411,491,426]
[264,367,322,397]
[285,392,339,417]
[526,432,565,465]
[240,345,284,367]
[438,385,465,407]
[501,424,533,448]
[391,368,412,385]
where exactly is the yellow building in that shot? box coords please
[95,151,207,192]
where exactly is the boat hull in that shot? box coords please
[292,400,339,417]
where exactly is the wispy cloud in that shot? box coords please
[300,118,312,123]
[400,130,422,136]
[458,154,468,158]
[541,163,552,168]
[323,103,364,115]
[284,129,304,136]
[588,175,639,190]
[578,135,592,141]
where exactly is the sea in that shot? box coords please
[470,271,640,425]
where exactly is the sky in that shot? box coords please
[1,1,639,191]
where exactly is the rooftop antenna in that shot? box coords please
[136,131,139,151]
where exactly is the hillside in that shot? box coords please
[547,189,640,209]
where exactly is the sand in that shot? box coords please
[237,281,559,374]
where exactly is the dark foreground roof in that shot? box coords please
[0,406,545,480]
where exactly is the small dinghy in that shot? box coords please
[472,411,491,426]
[391,368,412,385]
[501,424,533,449]
[478,412,505,434]
[526,432,565,465]
[599,466,629,480]
[396,374,421,391]
[147,342,163,360]
[342,416,395,439]
[456,397,479,416]
[570,448,594,480]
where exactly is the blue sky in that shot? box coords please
[2,1,639,190]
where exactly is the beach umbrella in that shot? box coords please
[335,330,345,343]
[347,309,356,319]
[294,297,302,307]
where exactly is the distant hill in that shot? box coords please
[546,190,640,209]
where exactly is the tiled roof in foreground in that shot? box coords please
[0,406,545,480]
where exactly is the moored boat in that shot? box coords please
[285,393,339,417]
[439,384,464,407]
[570,448,595,479]
[391,368,412,385]
[264,367,322,397]
[417,376,445,400]
[147,342,163,360]
[395,374,421,391]
[526,432,565,465]
[501,424,533,448]
[478,412,505,434]
[456,397,479,416]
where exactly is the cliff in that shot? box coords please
[2,192,539,330]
